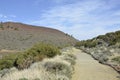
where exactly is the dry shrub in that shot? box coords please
[61,53,76,65]
[42,57,73,79]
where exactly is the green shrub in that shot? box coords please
[0,53,18,70]
[0,22,4,30]
[14,27,19,30]
[112,56,120,63]
[16,43,61,69]
[97,31,120,46]
[28,43,61,58]
[75,30,120,48]
[0,60,14,70]
[19,78,28,80]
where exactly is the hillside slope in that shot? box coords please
[75,30,120,48]
[0,22,77,51]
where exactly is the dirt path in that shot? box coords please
[72,48,120,80]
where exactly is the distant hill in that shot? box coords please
[0,22,77,51]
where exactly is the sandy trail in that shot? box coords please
[72,48,120,80]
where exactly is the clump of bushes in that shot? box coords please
[0,53,18,70]
[0,60,14,70]
[16,43,61,69]
[0,43,61,70]
[29,43,61,58]
[75,40,98,48]
[96,30,120,46]
[112,56,120,63]
[75,30,120,48]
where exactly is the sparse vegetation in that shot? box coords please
[14,27,19,30]
[0,22,77,51]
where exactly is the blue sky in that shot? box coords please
[0,0,120,40]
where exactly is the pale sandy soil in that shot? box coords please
[72,48,120,80]
[0,49,19,53]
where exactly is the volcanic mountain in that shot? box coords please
[0,22,77,51]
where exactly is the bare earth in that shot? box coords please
[72,48,120,80]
